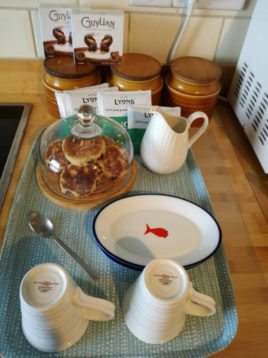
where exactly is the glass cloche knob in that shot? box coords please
[72,104,102,138]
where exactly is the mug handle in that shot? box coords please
[184,283,216,317]
[187,111,209,149]
[74,287,115,321]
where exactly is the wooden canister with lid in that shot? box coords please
[43,57,101,118]
[165,56,222,126]
[108,53,163,105]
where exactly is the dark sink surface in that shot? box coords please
[0,105,25,176]
[0,104,32,211]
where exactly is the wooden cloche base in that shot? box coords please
[36,161,137,210]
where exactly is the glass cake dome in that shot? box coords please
[38,105,134,207]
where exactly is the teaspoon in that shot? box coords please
[28,211,98,281]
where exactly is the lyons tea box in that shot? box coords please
[39,6,73,58]
[71,9,124,64]
[97,91,152,153]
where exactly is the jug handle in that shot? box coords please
[187,111,209,149]
[184,283,216,317]
[73,287,115,321]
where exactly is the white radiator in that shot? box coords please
[228,0,268,173]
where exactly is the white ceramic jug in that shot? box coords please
[140,108,208,174]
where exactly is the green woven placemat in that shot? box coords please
[0,135,237,357]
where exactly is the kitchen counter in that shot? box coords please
[0,60,267,358]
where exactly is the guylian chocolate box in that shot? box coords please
[71,9,124,64]
[39,6,73,58]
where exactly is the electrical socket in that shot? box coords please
[173,0,246,10]
[128,0,173,7]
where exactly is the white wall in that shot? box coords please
[0,0,256,65]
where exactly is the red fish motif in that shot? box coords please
[144,224,168,238]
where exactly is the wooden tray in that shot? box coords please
[36,161,137,210]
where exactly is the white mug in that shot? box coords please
[20,263,115,352]
[123,259,216,344]
[140,108,208,174]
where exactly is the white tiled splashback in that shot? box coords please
[0,0,256,64]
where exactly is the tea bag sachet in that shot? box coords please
[97,90,152,152]
[55,83,117,118]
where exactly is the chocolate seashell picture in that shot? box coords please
[100,35,113,53]
[53,27,66,45]
[44,44,55,55]
[75,51,86,61]
[84,34,97,52]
